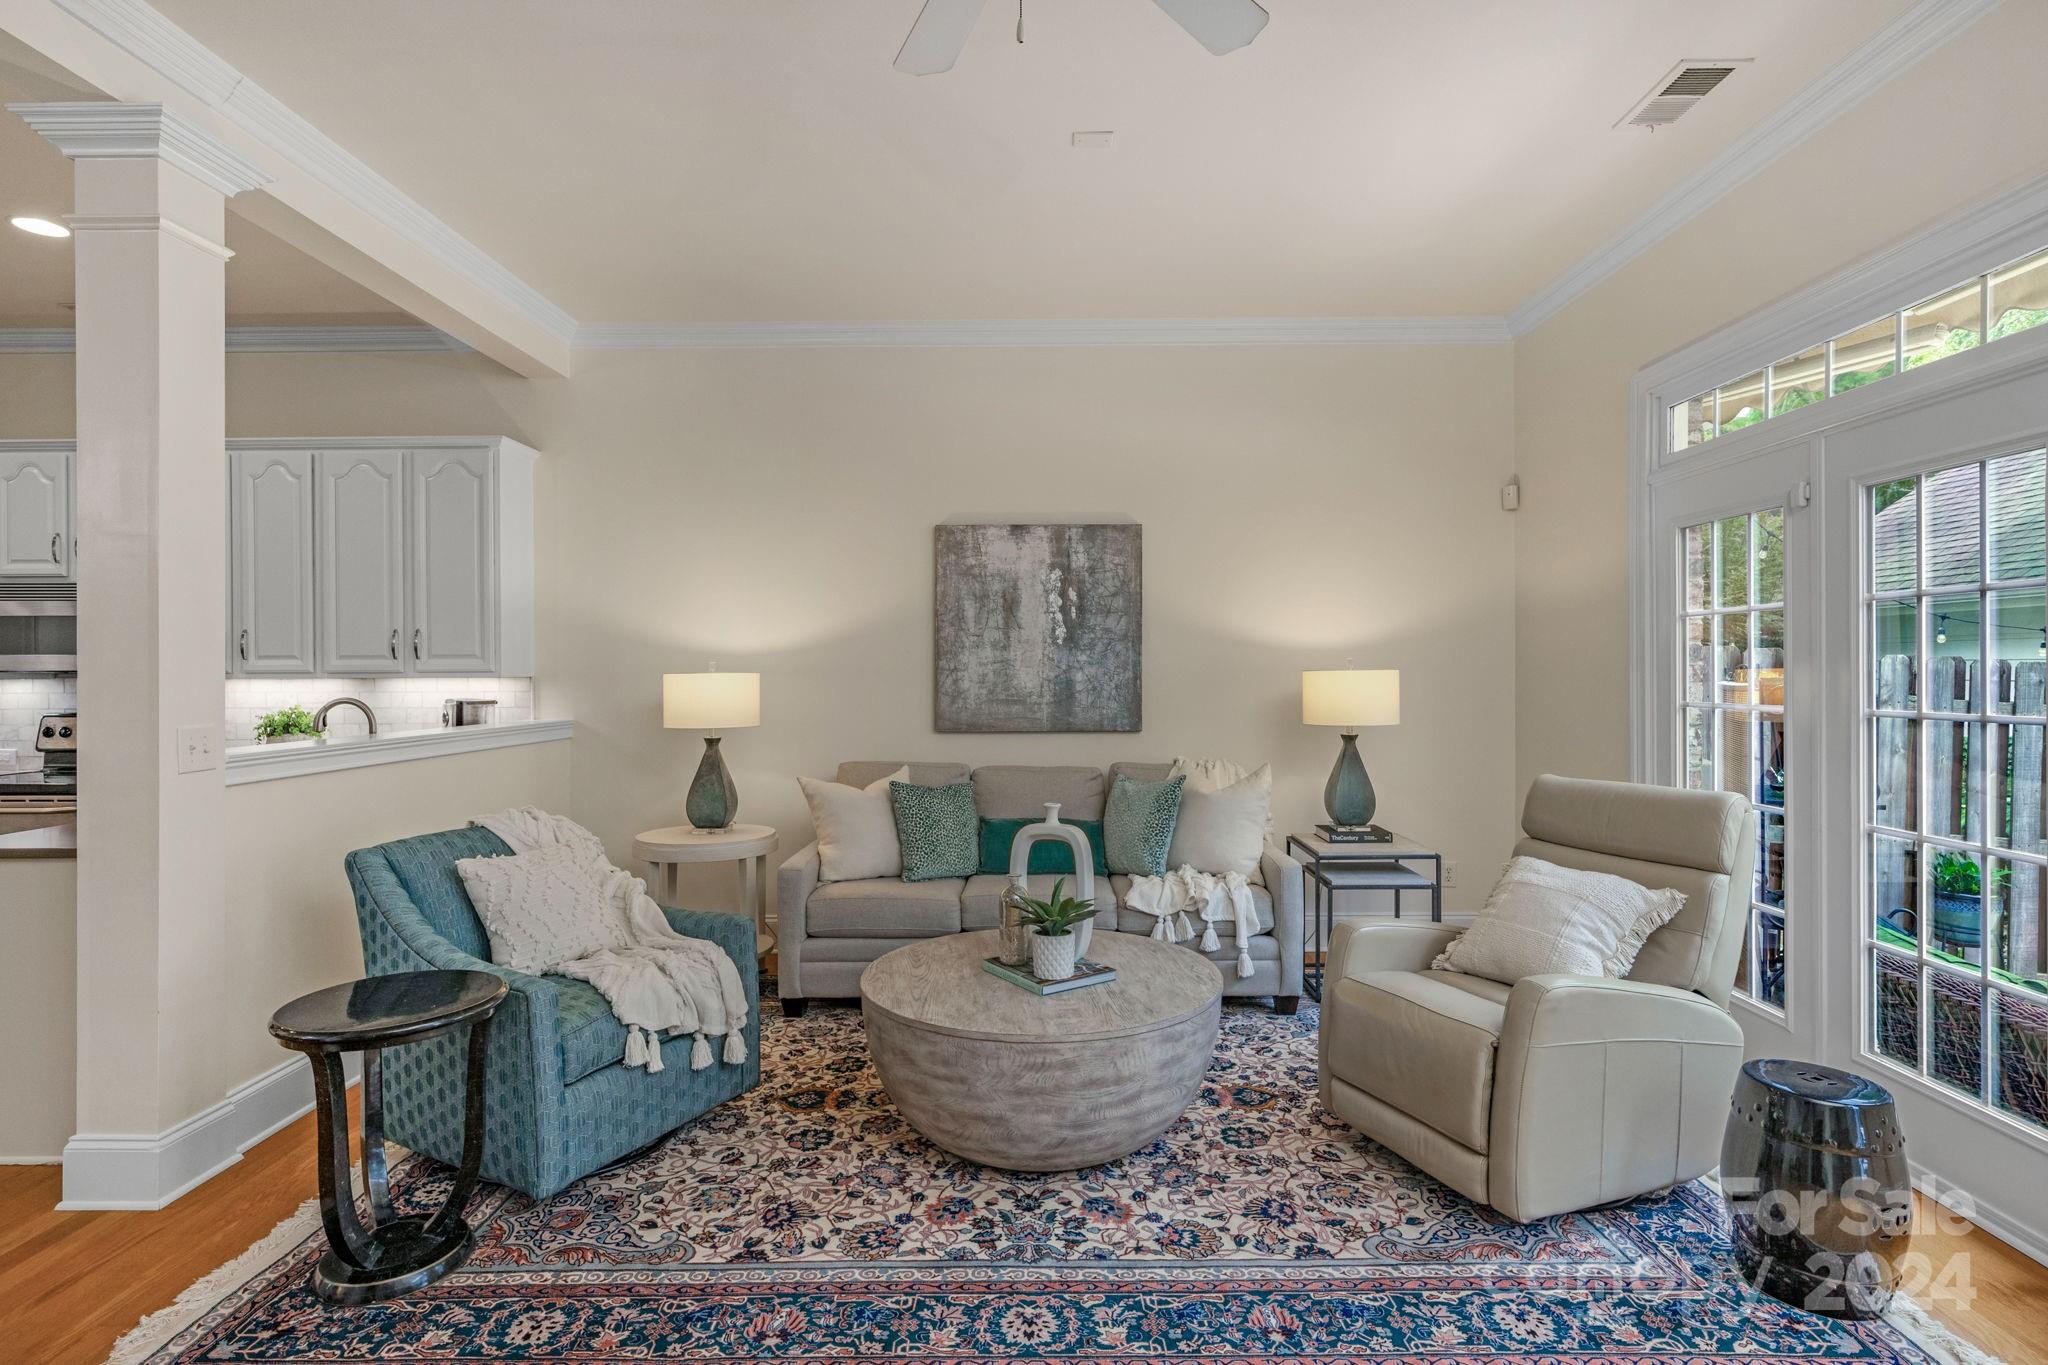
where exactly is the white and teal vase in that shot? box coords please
[1010,802,1096,959]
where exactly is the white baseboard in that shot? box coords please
[0,1154,61,1165]
[1911,1160,2048,1271]
[58,1054,360,1210]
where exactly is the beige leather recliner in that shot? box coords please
[1318,775,1756,1223]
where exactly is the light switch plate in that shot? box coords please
[176,723,221,773]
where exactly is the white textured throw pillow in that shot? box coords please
[1433,856,1686,986]
[456,843,628,976]
[1165,760,1272,877]
[799,767,911,882]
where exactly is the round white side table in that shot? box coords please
[631,823,777,959]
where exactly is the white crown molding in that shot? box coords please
[65,211,235,260]
[574,316,1513,350]
[7,99,268,196]
[47,0,579,346]
[0,324,472,353]
[1507,0,2002,338]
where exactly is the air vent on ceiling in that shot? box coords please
[1616,58,1752,130]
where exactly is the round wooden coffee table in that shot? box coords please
[860,929,1223,1171]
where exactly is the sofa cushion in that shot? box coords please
[806,877,964,937]
[961,873,1107,931]
[1325,970,1505,1153]
[836,761,970,789]
[979,818,1106,876]
[801,767,910,882]
[1107,874,1273,935]
[971,765,1107,820]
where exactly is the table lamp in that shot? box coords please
[1301,669,1401,828]
[663,667,761,831]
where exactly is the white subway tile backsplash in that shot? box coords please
[222,676,535,743]
[0,677,77,770]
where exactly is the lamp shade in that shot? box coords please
[1302,669,1400,728]
[663,672,761,730]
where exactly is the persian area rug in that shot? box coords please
[116,1000,1988,1363]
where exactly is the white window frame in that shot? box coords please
[1628,172,2048,1257]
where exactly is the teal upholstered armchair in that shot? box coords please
[345,825,760,1199]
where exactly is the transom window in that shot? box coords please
[1865,448,2048,1133]
[1680,509,1789,1009]
[1673,246,2048,452]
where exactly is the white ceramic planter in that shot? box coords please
[1031,929,1078,982]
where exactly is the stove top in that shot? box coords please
[0,767,75,798]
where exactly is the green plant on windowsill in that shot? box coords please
[1014,877,1096,937]
[252,705,318,743]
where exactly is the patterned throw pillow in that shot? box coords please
[1104,774,1185,876]
[891,781,980,882]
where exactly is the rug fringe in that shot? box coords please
[102,1196,321,1365]
[1888,1293,2008,1365]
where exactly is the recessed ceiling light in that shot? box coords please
[10,216,70,238]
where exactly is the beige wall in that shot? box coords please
[0,859,78,1160]
[1512,0,2048,793]
[207,343,1520,917]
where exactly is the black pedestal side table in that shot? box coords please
[269,970,507,1305]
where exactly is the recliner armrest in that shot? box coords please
[1328,920,1463,984]
[1499,973,1742,1050]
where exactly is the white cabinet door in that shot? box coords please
[408,448,496,674]
[316,449,406,674]
[0,450,70,578]
[230,450,315,674]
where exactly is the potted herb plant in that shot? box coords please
[1015,877,1096,982]
[252,705,319,744]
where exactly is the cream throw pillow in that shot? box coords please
[1433,856,1686,985]
[456,843,628,976]
[799,767,911,882]
[1165,759,1271,877]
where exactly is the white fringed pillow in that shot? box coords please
[456,843,627,975]
[799,766,911,882]
[1433,856,1686,985]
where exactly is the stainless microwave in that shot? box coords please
[0,585,76,674]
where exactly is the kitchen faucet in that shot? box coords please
[313,696,379,736]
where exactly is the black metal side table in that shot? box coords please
[269,970,507,1305]
[1286,831,1443,1001]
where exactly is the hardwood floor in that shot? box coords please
[0,1095,2040,1364]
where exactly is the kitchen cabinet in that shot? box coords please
[0,448,72,579]
[316,449,406,675]
[230,450,317,674]
[225,438,534,679]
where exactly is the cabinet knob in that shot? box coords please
[389,627,399,660]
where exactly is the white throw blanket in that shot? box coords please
[474,807,751,1073]
[1123,865,1260,979]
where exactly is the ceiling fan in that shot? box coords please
[894,0,1269,76]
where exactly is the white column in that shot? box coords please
[9,103,269,1207]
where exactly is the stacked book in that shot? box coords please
[1316,823,1393,844]
[982,957,1118,996]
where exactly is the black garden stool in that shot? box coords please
[269,970,506,1305]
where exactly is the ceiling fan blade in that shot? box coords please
[1149,0,1269,55]
[893,0,990,75]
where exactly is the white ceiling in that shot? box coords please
[134,0,1910,324]
[0,32,412,327]
[3,1,1921,328]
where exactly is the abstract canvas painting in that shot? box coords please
[934,523,1142,733]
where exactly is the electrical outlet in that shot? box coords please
[1442,860,1459,888]
[176,723,220,774]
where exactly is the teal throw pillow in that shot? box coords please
[978,818,1108,877]
[1104,774,1184,876]
[891,781,980,882]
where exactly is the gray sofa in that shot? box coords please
[777,761,1305,1015]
